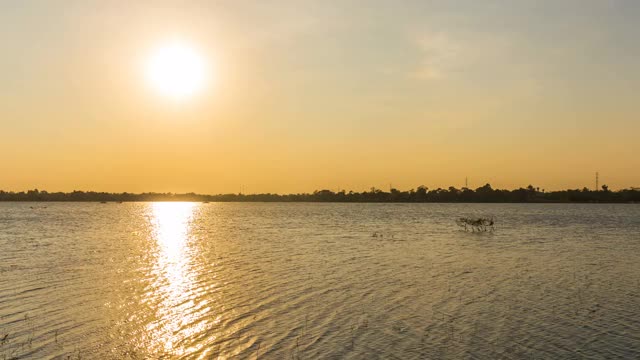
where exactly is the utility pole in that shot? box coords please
[595,172,599,191]
[465,177,468,189]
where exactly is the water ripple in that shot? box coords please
[1,203,640,358]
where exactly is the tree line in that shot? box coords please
[1,184,639,203]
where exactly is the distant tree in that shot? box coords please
[1,184,637,203]
[415,185,428,202]
[475,183,495,202]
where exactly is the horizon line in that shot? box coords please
[2,183,640,196]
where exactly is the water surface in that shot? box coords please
[1,203,639,359]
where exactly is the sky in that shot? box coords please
[1,0,639,193]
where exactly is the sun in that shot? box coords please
[145,40,208,100]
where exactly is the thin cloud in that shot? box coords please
[411,30,514,81]
[412,32,461,79]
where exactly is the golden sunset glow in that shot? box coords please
[148,202,209,355]
[2,2,640,359]
[1,2,639,193]
[145,41,208,100]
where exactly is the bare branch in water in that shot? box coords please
[455,217,495,232]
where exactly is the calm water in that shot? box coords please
[1,202,639,359]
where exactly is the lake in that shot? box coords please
[1,202,639,359]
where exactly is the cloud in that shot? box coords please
[411,30,520,83]
[412,32,462,79]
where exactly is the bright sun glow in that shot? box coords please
[146,41,208,100]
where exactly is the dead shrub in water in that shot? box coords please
[455,217,495,232]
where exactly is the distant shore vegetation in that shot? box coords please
[1,184,639,203]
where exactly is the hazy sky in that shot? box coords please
[1,0,639,193]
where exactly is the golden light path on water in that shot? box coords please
[147,202,213,358]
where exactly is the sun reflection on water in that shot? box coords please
[147,202,207,356]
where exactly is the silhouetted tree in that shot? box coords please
[1,184,638,203]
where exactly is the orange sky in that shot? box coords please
[1,1,639,193]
